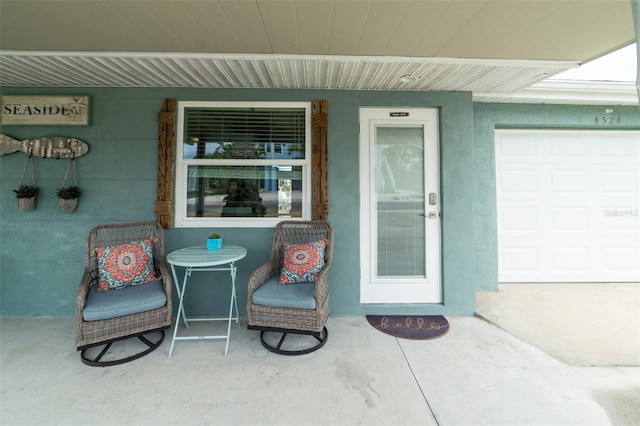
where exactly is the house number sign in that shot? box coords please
[594,116,622,125]
[1,95,90,126]
[594,109,621,125]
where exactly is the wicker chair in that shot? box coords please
[247,220,334,355]
[76,222,172,366]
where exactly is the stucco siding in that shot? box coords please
[1,87,475,317]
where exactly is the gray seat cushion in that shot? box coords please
[252,276,316,310]
[83,280,167,321]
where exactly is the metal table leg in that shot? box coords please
[224,262,238,356]
[169,264,191,358]
[168,263,239,358]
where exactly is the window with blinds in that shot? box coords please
[175,102,312,228]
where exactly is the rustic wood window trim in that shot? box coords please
[155,99,176,229]
[311,100,328,221]
[157,99,327,228]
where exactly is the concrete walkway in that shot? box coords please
[476,283,640,367]
[1,315,639,425]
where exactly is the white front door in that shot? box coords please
[359,107,441,303]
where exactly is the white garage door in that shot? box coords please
[496,130,640,283]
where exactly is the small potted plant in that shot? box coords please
[56,185,82,213]
[14,184,39,211]
[207,233,223,250]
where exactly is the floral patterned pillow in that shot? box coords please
[96,239,158,291]
[279,239,327,285]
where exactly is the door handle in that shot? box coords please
[427,211,440,219]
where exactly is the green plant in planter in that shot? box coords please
[208,233,221,239]
[56,185,82,213]
[56,185,82,200]
[14,184,39,211]
[14,184,39,198]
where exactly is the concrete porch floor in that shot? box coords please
[1,285,639,425]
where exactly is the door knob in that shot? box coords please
[427,211,439,219]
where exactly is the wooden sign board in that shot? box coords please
[1,95,90,126]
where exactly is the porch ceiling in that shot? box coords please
[0,0,635,92]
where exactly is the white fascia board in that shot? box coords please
[474,80,638,105]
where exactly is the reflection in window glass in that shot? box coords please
[186,165,303,218]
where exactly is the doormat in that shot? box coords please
[366,315,449,340]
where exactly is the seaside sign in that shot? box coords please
[1,95,90,126]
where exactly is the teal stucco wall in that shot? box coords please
[473,103,640,291]
[1,87,476,317]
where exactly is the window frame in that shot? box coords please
[174,101,312,228]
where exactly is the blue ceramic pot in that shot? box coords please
[207,238,223,250]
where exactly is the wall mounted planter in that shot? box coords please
[17,196,37,211]
[59,198,78,213]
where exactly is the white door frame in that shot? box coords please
[359,107,441,304]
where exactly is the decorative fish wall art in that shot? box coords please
[0,133,89,159]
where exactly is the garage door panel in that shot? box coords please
[501,207,538,230]
[551,170,588,193]
[550,136,587,157]
[553,247,590,270]
[498,134,537,157]
[498,170,538,193]
[604,247,640,272]
[552,207,589,230]
[601,170,638,193]
[603,212,639,230]
[496,130,640,283]
[600,135,640,157]
[500,247,540,271]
